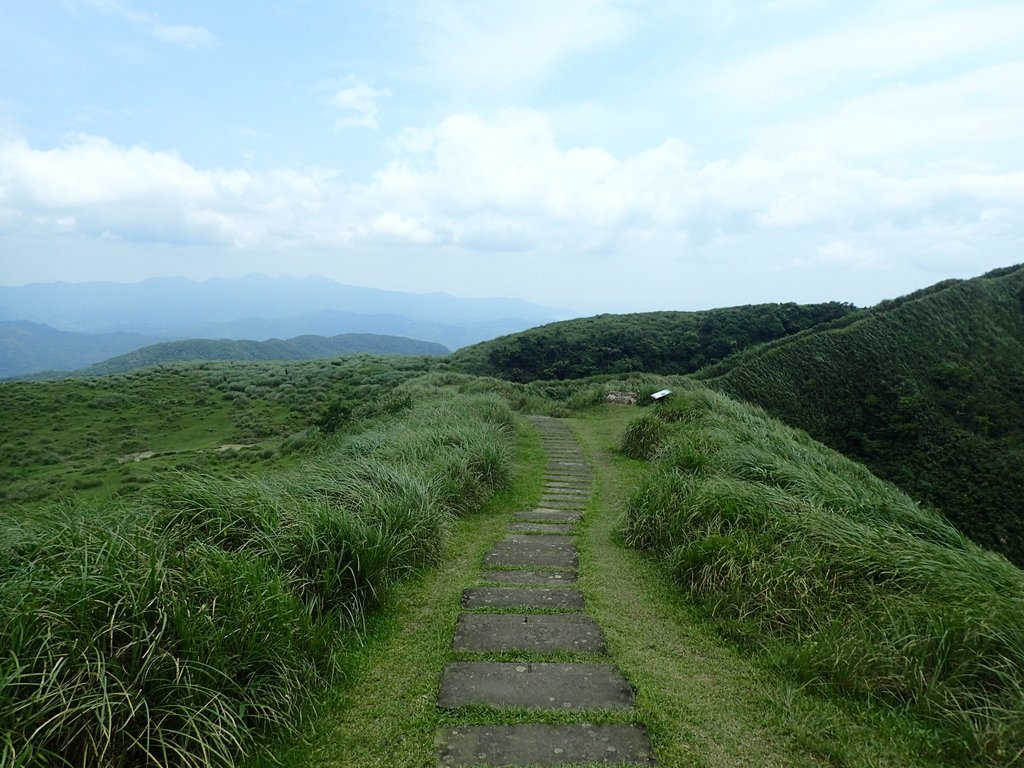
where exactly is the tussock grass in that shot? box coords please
[623,387,1024,766]
[0,391,517,767]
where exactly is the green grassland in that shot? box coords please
[0,355,437,505]
[1,361,519,767]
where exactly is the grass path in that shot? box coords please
[247,406,949,767]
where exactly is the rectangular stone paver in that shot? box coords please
[462,587,584,611]
[484,535,578,568]
[540,494,587,505]
[544,482,590,491]
[454,614,605,653]
[480,570,577,585]
[508,522,575,534]
[437,723,657,766]
[544,470,591,480]
[514,509,581,523]
[437,662,633,710]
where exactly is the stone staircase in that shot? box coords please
[434,416,656,766]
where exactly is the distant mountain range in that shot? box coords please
[73,334,448,377]
[0,321,163,379]
[0,274,563,377]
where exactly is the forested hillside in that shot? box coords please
[698,265,1024,566]
[72,333,447,376]
[450,302,856,381]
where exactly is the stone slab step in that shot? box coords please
[542,485,589,495]
[437,662,633,710]
[480,570,577,585]
[501,534,575,547]
[544,469,592,478]
[540,494,587,506]
[508,522,575,534]
[437,723,657,766]
[514,509,581,523]
[545,481,591,490]
[462,587,584,611]
[484,548,578,568]
[454,614,605,653]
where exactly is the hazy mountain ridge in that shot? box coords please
[73,334,448,377]
[0,274,564,376]
[0,274,560,332]
[0,321,163,379]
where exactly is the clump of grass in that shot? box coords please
[0,390,517,767]
[623,387,1024,766]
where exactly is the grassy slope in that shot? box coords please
[696,265,1024,566]
[620,391,1024,766]
[448,302,856,382]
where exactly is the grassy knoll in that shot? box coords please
[0,381,517,767]
[619,390,1024,766]
[0,355,434,505]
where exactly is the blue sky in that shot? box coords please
[1,0,1022,313]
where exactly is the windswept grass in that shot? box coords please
[622,387,1024,766]
[0,391,516,767]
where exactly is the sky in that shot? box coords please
[1,0,1022,314]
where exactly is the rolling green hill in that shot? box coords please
[72,333,448,376]
[449,302,857,382]
[696,264,1024,566]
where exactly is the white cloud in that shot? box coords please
[329,76,389,130]
[756,60,1024,161]
[416,0,634,94]
[710,3,1024,109]
[151,24,214,49]
[84,0,217,49]
[1,108,1021,286]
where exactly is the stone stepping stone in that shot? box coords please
[462,587,584,611]
[454,613,605,653]
[437,723,656,766]
[539,498,587,510]
[544,468,593,481]
[514,509,581,523]
[541,492,589,503]
[547,461,589,469]
[505,534,574,547]
[484,546,577,569]
[508,522,575,534]
[543,485,589,495]
[437,662,633,710]
[544,481,593,493]
[480,570,577,585]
